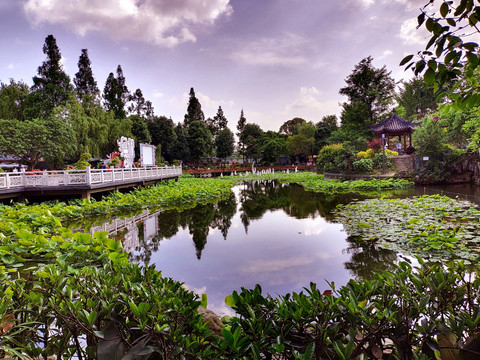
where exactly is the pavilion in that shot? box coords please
[370,110,418,154]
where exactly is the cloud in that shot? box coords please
[23,0,232,47]
[398,18,430,45]
[231,33,309,66]
[284,87,341,122]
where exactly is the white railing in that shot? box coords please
[0,166,182,191]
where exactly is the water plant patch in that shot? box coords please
[333,194,480,262]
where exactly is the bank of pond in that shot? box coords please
[1,172,480,359]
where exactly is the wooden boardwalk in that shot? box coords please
[0,166,182,200]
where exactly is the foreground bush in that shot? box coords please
[1,259,480,359]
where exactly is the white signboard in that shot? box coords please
[140,143,156,166]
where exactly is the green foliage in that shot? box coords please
[28,35,73,119]
[184,87,205,126]
[239,123,264,162]
[103,65,129,119]
[148,115,177,162]
[220,260,480,359]
[413,116,447,157]
[0,79,29,121]
[74,152,91,170]
[352,158,373,173]
[334,194,480,262]
[340,56,396,124]
[215,127,235,160]
[397,76,439,119]
[242,171,413,193]
[74,48,99,102]
[317,143,357,174]
[0,117,75,170]
[279,117,306,135]
[187,120,212,162]
[403,0,480,108]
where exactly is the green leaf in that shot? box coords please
[400,54,414,66]
[200,293,208,308]
[225,294,236,308]
[424,68,435,84]
[440,3,449,18]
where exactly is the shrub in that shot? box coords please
[385,149,398,156]
[367,138,382,152]
[74,153,92,170]
[353,158,374,173]
[318,144,356,174]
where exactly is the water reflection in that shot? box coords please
[77,181,408,315]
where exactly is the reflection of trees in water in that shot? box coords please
[238,181,366,232]
[131,193,237,262]
[127,181,395,264]
[343,236,398,281]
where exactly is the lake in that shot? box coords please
[78,180,480,316]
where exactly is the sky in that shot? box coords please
[0,0,431,132]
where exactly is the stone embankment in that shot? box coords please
[451,153,480,184]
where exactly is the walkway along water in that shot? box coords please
[0,165,182,200]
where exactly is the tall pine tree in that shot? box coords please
[103,65,130,119]
[74,49,99,103]
[184,87,204,126]
[28,34,73,119]
[207,106,228,138]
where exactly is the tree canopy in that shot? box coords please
[29,34,73,119]
[340,56,395,125]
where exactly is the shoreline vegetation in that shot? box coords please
[1,173,480,359]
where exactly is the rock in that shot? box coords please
[198,306,224,337]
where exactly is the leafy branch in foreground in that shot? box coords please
[402,0,480,108]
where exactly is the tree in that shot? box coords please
[53,96,108,160]
[184,88,204,126]
[74,49,99,103]
[339,56,395,125]
[171,123,190,161]
[338,101,372,140]
[187,121,212,162]
[279,117,306,136]
[315,115,338,152]
[0,117,75,170]
[412,117,447,158]
[0,80,29,121]
[237,109,247,161]
[207,106,228,138]
[397,77,438,119]
[215,127,235,161]
[103,65,130,119]
[286,135,314,163]
[260,131,288,164]
[148,116,177,162]
[100,113,133,156]
[401,0,480,107]
[128,88,153,119]
[239,123,264,162]
[130,115,151,144]
[28,34,73,119]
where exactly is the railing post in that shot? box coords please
[86,166,91,185]
[42,170,48,186]
[5,174,10,189]
[122,167,125,181]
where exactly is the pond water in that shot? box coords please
[77,180,480,316]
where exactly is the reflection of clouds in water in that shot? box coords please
[241,256,314,273]
[301,217,327,236]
